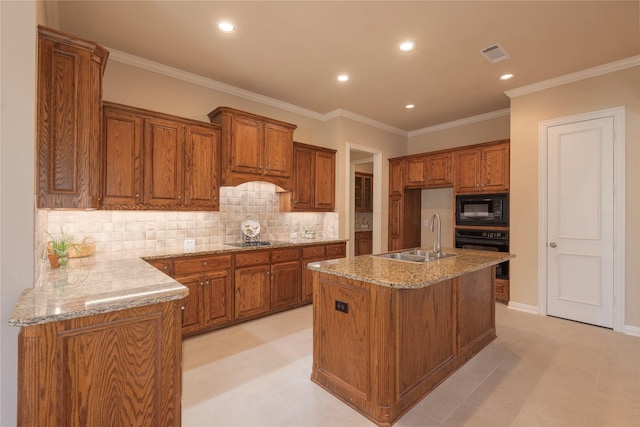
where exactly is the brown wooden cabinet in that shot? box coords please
[389,158,404,195]
[284,142,336,212]
[37,26,109,209]
[102,102,220,210]
[388,190,421,251]
[270,248,301,310]
[172,254,233,334]
[355,172,373,212]
[17,300,182,427]
[406,152,452,188]
[300,242,347,303]
[355,231,373,255]
[234,251,272,320]
[208,107,297,189]
[454,141,509,193]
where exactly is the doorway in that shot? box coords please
[538,107,625,331]
[347,144,383,257]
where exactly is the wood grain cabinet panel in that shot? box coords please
[102,103,221,210]
[171,254,233,334]
[355,231,373,256]
[17,301,182,427]
[454,141,509,193]
[208,107,297,189]
[184,125,220,209]
[389,158,405,195]
[143,117,184,207]
[425,152,452,186]
[102,107,143,205]
[355,172,373,212]
[235,264,271,320]
[284,142,336,212]
[301,242,346,304]
[37,26,109,208]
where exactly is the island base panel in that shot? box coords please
[311,267,496,426]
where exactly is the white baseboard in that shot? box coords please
[507,301,539,315]
[624,325,640,337]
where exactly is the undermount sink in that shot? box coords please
[374,250,460,263]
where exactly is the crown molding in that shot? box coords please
[109,48,506,138]
[108,48,326,121]
[505,55,640,98]
[408,108,511,138]
[324,108,407,136]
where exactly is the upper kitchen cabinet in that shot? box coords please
[281,142,336,212]
[405,152,452,188]
[354,172,373,212]
[389,158,404,195]
[208,107,297,190]
[37,26,109,209]
[101,102,220,210]
[454,140,510,193]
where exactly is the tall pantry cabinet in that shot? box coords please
[36,26,109,208]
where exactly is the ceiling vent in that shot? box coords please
[480,43,511,64]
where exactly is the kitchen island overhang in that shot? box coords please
[308,248,514,426]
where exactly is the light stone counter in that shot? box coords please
[307,247,513,289]
[9,239,347,327]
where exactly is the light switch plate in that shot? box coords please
[184,239,195,252]
[423,219,430,226]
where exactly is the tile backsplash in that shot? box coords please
[38,182,338,261]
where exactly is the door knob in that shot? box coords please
[549,242,557,248]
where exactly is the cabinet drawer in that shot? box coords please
[173,254,232,275]
[326,243,346,259]
[271,248,300,263]
[146,258,173,276]
[235,250,270,267]
[302,245,325,260]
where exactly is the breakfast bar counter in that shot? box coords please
[308,248,513,426]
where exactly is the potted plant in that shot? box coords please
[47,230,73,268]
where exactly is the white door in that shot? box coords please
[547,117,614,328]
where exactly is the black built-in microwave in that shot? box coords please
[455,193,509,227]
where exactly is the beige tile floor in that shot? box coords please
[182,303,640,427]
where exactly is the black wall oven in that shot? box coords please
[455,229,509,280]
[456,193,509,227]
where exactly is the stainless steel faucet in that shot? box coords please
[430,213,442,254]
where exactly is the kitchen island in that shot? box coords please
[308,248,513,426]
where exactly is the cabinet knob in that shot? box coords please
[214,196,217,201]
[135,193,140,198]
[203,261,208,266]
[163,265,168,270]
[200,281,204,286]
[181,306,185,310]
[177,195,182,199]
[205,280,210,285]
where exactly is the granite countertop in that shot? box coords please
[9,239,347,327]
[307,247,514,289]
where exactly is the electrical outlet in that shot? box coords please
[424,219,430,226]
[184,239,195,252]
[290,232,298,239]
[335,300,349,313]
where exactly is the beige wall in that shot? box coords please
[510,66,640,328]
[407,114,510,154]
[1,2,37,425]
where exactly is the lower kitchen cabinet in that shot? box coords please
[301,242,347,303]
[17,300,182,427]
[271,248,301,310]
[172,254,233,335]
[234,251,271,320]
[355,231,373,256]
[148,242,346,336]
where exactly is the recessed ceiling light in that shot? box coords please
[337,74,349,82]
[399,41,416,52]
[218,21,235,33]
[405,104,415,109]
[499,73,514,80]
